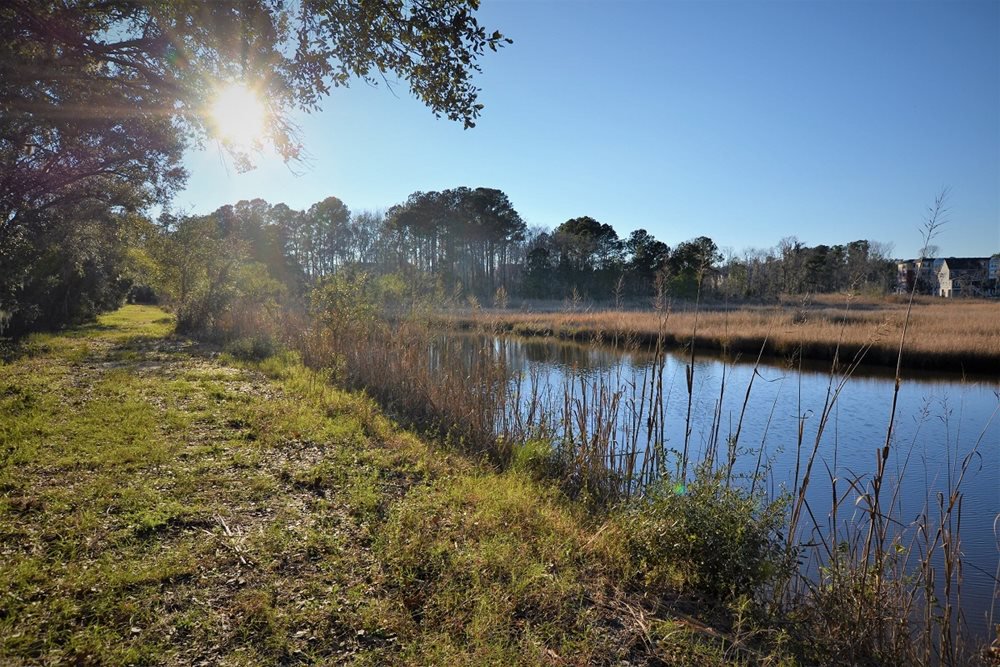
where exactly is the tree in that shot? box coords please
[1,0,509,334]
[151,213,245,332]
[669,236,722,298]
[777,236,806,294]
[803,244,831,292]
[383,187,524,295]
[387,190,446,274]
[0,185,153,336]
[349,209,390,268]
[625,229,670,295]
[152,208,292,336]
[308,196,352,275]
[3,1,509,218]
[461,187,526,292]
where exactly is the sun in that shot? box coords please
[208,83,267,149]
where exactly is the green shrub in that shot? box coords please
[225,335,278,361]
[509,438,555,479]
[619,465,790,601]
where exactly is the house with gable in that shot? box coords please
[896,254,998,297]
[936,257,991,298]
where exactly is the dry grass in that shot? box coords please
[445,294,1000,373]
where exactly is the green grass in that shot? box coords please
[0,306,811,665]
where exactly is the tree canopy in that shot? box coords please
[2,0,510,217]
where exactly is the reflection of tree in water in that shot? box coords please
[509,338,634,371]
[429,335,642,377]
[439,333,989,387]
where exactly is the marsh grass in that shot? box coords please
[443,294,1000,374]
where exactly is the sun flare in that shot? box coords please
[209,83,267,148]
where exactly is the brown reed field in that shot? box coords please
[443,294,1000,374]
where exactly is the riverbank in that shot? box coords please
[3,306,994,665]
[441,295,1000,374]
[0,306,786,665]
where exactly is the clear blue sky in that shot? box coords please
[176,0,999,259]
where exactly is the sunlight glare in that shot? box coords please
[209,83,267,149]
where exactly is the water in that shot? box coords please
[454,334,1000,640]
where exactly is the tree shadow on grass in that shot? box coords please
[64,323,117,338]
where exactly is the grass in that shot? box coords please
[442,294,1000,373]
[2,305,786,665]
[5,304,994,665]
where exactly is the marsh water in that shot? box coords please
[445,333,1000,640]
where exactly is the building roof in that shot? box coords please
[941,257,989,270]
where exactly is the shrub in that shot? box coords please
[509,438,556,480]
[225,335,278,361]
[618,465,790,601]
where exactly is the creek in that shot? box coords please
[446,333,1000,640]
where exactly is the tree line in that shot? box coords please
[0,176,899,339]
[141,189,898,335]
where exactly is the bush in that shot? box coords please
[225,335,278,361]
[618,466,790,601]
[510,438,557,480]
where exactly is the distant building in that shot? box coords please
[895,260,909,293]
[937,258,989,297]
[896,258,937,294]
[896,255,997,298]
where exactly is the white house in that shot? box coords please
[937,257,990,298]
[896,255,998,297]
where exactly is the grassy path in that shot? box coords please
[1,306,675,665]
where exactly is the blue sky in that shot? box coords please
[177,0,999,259]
